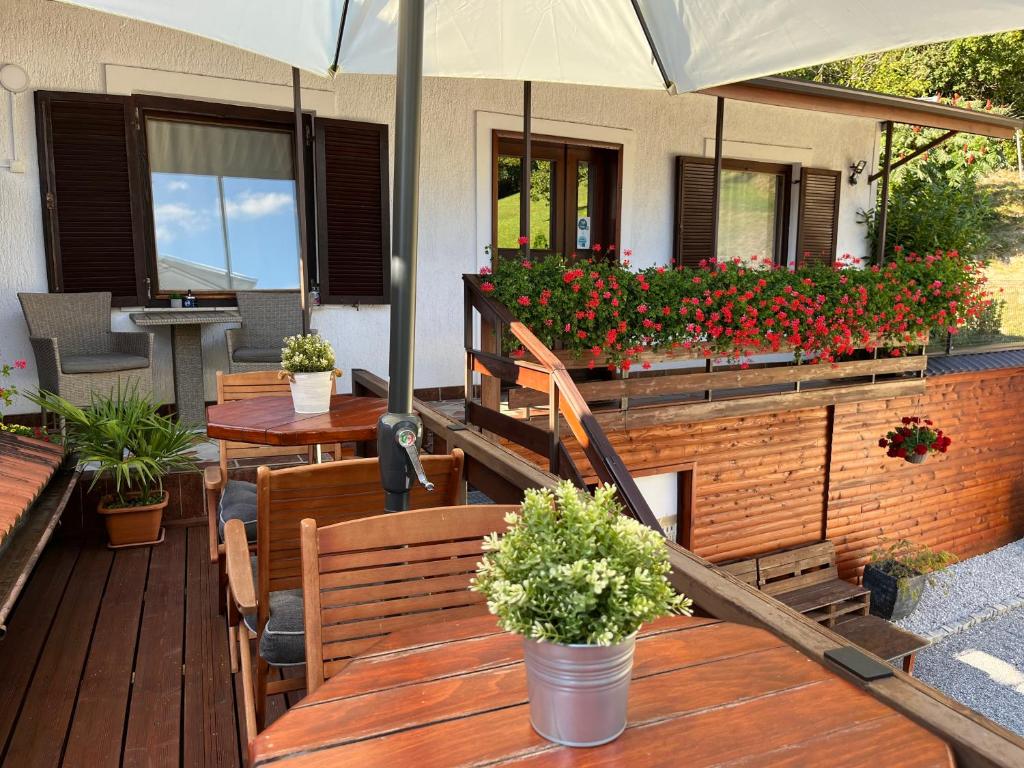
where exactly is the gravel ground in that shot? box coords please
[912,605,1024,736]
[895,539,1024,639]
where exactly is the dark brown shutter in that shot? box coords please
[673,156,716,268]
[315,118,390,304]
[35,92,145,306]
[796,167,841,267]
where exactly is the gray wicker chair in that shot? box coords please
[226,291,304,373]
[18,292,154,406]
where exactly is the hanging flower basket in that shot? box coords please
[879,416,951,464]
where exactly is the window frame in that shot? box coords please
[134,95,317,301]
[491,131,622,261]
[718,158,792,267]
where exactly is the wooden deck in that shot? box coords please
[0,522,299,768]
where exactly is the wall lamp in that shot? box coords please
[848,160,867,185]
[1,63,30,174]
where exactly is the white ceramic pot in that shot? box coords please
[169,298,183,308]
[289,371,334,413]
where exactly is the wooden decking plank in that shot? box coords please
[2,543,113,768]
[183,525,240,768]
[123,527,187,768]
[0,540,79,754]
[62,546,150,768]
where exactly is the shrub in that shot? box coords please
[869,539,957,582]
[862,157,996,260]
[280,334,336,374]
[472,482,692,645]
[483,248,990,369]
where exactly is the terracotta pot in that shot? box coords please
[97,490,168,548]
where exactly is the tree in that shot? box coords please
[787,31,1024,116]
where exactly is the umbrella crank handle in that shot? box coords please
[396,427,434,492]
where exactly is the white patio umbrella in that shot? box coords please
[61,0,1024,91]
[58,0,1024,511]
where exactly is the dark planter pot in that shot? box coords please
[863,562,926,620]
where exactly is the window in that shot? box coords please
[676,155,840,269]
[492,134,620,260]
[146,118,301,292]
[717,162,789,266]
[35,91,390,306]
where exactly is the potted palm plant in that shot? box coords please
[280,334,339,413]
[473,482,691,747]
[863,539,957,620]
[29,385,204,548]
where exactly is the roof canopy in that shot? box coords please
[62,0,1024,94]
[707,78,1024,139]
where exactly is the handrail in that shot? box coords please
[464,274,663,534]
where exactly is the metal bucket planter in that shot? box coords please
[904,452,928,465]
[864,563,926,620]
[288,371,334,413]
[522,634,636,747]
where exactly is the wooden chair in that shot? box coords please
[205,370,341,612]
[227,450,466,739]
[298,503,516,697]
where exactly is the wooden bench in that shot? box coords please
[717,541,928,674]
[0,432,79,636]
[757,541,870,627]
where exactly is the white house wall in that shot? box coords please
[0,0,878,413]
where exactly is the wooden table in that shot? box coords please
[129,309,242,425]
[206,394,386,457]
[835,614,930,674]
[249,614,954,767]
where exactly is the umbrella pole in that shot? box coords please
[378,0,427,512]
[292,66,310,333]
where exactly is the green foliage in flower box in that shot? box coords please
[472,482,692,646]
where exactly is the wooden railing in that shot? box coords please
[463,273,928,526]
[463,275,664,534]
[355,365,1024,768]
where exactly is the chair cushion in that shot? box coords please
[243,558,305,667]
[232,347,281,363]
[61,353,150,374]
[217,480,257,544]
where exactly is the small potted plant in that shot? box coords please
[281,334,340,414]
[29,384,204,548]
[879,416,951,464]
[473,482,692,747]
[863,539,957,620]
[169,293,183,309]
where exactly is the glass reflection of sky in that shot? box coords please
[151,173,300,290]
